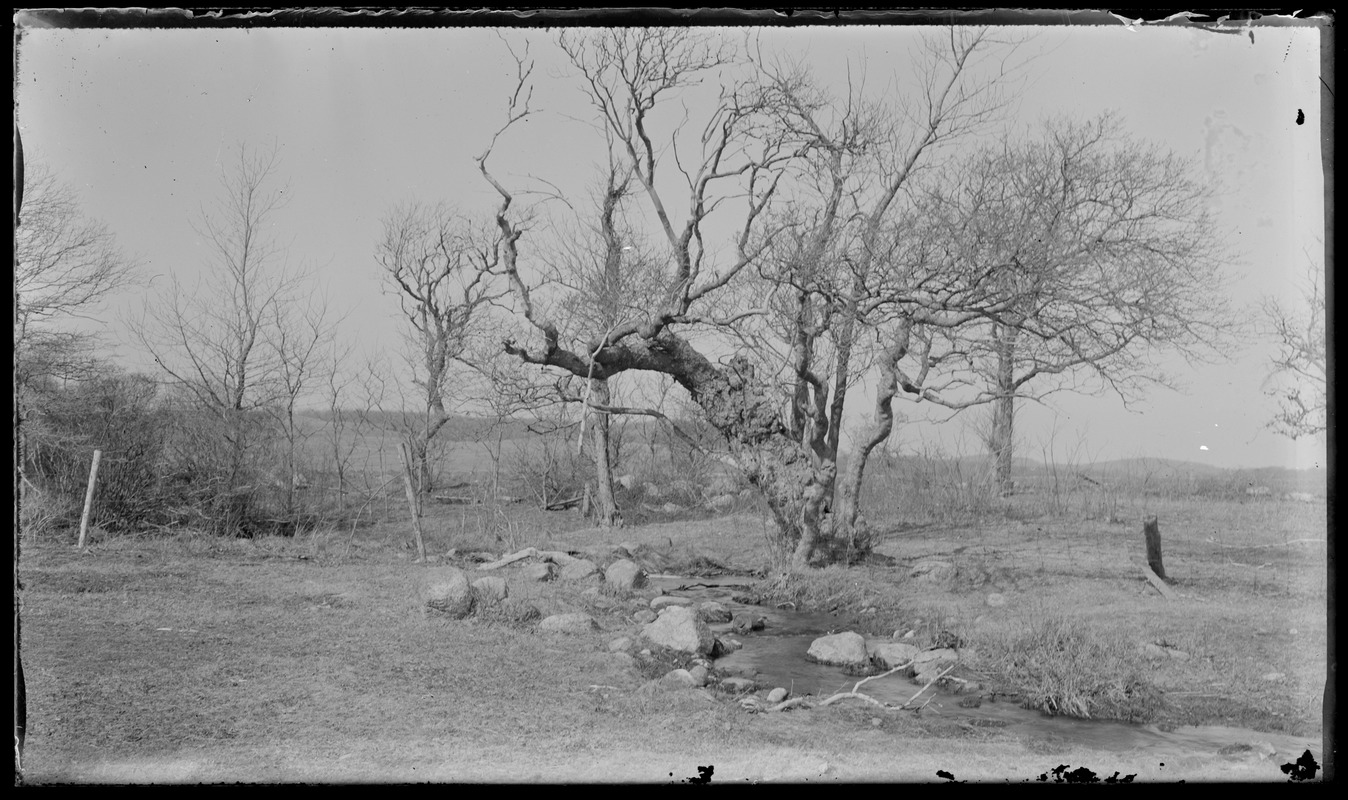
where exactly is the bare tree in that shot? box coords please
[739,31,1029,556]
[130,143,317,534]
[263,292,337,523]
[374,200,504,495]
[476,30,1033,569]
[15,159,137,429]
[15,160,135,359]
[921,114,1233,494]
[1262,254,1326,439]
[536,155,672,526]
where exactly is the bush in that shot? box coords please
[22,370,167,532]
[982,614,1162,723]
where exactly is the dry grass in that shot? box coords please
[17,446,1328,783]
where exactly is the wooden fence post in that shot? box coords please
[76,449,102,549]
[1142,515,1166,579]
[398,443,427,562]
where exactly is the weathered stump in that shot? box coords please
[1143,515,1166,580]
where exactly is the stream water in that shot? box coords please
[645,575,1321,768]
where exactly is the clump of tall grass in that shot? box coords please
[981,614,1162,723]
[755,565,902,617]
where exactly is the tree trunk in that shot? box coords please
[833,321,911,558]
[589,378,622,527]
[990,323,1017,497]
[686,354,834,572]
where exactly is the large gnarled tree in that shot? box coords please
[479,30,1028,569]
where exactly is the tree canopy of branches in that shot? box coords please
[15,160,136,392]
[920,113,1232,493]
[1262,257,1326,439]
[480,29,1031,570]
[131,143,332,534]
[374,200,503,494]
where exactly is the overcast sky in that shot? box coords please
[14,19,1327,471]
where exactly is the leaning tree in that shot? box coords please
[478,29,1030,570]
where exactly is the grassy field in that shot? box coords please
[18,468,1327,783]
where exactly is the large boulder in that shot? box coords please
[605,558,647,591]
[471,576,509,604]
[650,595,694,611]
[869,641,921,671]
[662,668,697,688]
[560,558,600,582]
[719,676,757,693]
[912,647,959,683]
[697,601,732,624]
[420,566,474,618]
[538,612,599,634]
[910,560,955,583]
[523,562,556,582]
[807,631,868,666]
[706,494,736,513]
[642,605,714,655]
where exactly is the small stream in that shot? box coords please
[646,575,1321,765]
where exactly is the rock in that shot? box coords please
[706,494,736,513]
[1140,643,1190,661]
[719,676,756,693]
[523,562,556,582]
[633,609,657,624]
[607,636,632,653]
[986,592,1007,607]
[471,576,509,604]
[559,558,600,582]
[912,647,958,676]
[711,636,743,657]
[608,652,637,671]
[869,641,920,670]
[688,665,709,687]
[616,474,636,490]
[605,558,647,591]
[642,605,715,655]
[538,612,599,634]
[895,629,918,640]
[731,613,767,634]
[420,566,475,618]
[579,586,615,609]
[697,601,733,624]
[660,502,684,515]
[766,687,789,703]
[662,668,697,688]
[650,595,695,611]
[807,631,868,666]
[910,559,955,582]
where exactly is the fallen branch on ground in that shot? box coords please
[897,663,958,709]
[478,548,538,570]
[478,547,580,570]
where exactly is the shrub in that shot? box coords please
[22,370,167,532]
[982,614,1162,723]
